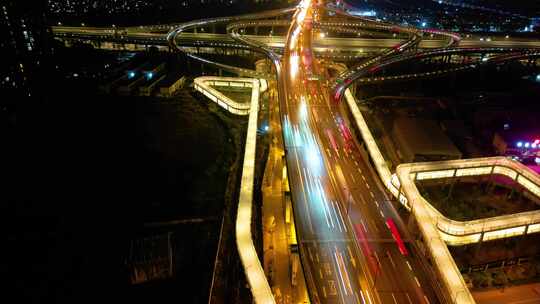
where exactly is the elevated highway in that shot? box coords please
[54,4,540,304]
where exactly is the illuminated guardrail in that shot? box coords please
[194,76,274,304]
[194,76,268,115]
[345,84,540,244]
[345,81,540,304]
[397,157,540,245]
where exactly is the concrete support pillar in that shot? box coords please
[474,233,484,259]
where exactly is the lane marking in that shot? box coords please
[366,289,373,304]
[406,261,413,271]
[370,191,375,198]
[424,295,431,304]
[333,249,349,296]
[387,251,396,269]
[391,293,398,304]
[406,293,413,304]
[365,183,370,189]
[414,276,421,287]
[379,210,385,218]
[354,291,362,304]
[359,290,366,304]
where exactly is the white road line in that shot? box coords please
[330,200,343,232]
[365,183,370,189]
[379,210,385,218]
[359,290,366,304]
[334,201,348,233]
[361,175,366,181]
[387,251,396,269]
[360,220,368,232]
[414,276,421,287]
[406,293,413,304]
[333,250,349,296]
[424,295,431,304]
[370,191,375,198]
[374,201,379,208]
[406,261,413,271]
[354,291,362,304]
[391,293,398,304]
[366,289,373,304]
[297,158,314,232]
[374,251,382,268]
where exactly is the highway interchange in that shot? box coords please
[52,2,540,303]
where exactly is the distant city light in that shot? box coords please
[147,72,154,80]
[525,142,530,148]
[128,71,136,79]
[536,157,540,165]
[536,74,540,82]
[349,10,376,17]
[264,125,269,131]
[533,143,538,149]
[517,141,523,148]
[421,22,427,27]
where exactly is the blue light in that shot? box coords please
[536,74,540,82]
[264,125,269,131]
[147,72,154,80]
[421,22,427,27]
[128,71,136,79]
[525,142,530,148]
[517,141,523,148]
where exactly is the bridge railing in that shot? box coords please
[193,76,274,304]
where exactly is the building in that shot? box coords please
[392,116,462,163]
[158,75,186,97]
[1,1,54,104]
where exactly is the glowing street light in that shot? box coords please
[517,141,523,148]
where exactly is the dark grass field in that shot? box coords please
[4,74,245,303]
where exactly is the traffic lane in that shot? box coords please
[300,74,437,303]
[328,134,438,304]
[282,62,367,304]
[321,103,440,303]
[283,120,354,304]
